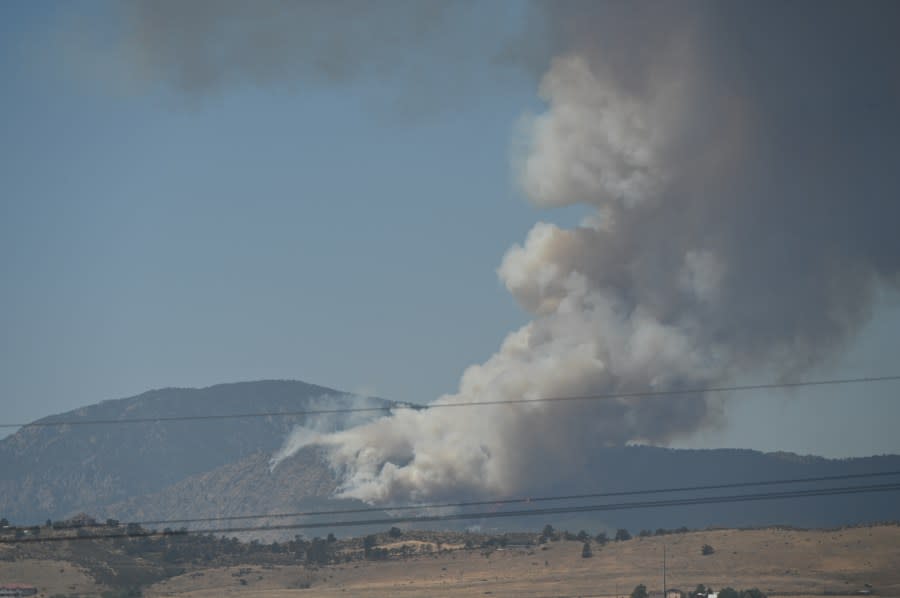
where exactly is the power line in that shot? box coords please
[5,374,899,429]
[132,469,900,528]
[3,480,898,544]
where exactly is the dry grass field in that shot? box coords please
[1,525,897,597]
[143,526,900,598]
[0,556,101,596]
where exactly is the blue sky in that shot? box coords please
[2,2,899,457]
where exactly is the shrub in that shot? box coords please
[631,584,649,598]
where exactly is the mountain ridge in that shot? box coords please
[1,380,898,534]
[0,380,388,523]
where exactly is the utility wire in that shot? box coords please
[132,469,900,528]
[4,374,899,429]
[3,481,898,544]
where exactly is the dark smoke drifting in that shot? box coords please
[105,0,524,112]
[104,1,900,502]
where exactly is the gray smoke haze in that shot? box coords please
[107,1,900,502]
[96,0,531,114]
[123,0,459,89]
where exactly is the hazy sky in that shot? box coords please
[2,1,898,457]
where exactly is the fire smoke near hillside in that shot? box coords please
[115,1,900,503]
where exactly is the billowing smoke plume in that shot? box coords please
[102,1,900,502]
[272,1,900,503]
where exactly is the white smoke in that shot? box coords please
[268,393,388,470]
[273,2,900,503]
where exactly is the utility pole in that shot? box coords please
[663,544,667,598]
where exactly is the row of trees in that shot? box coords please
[690,585,767,598]
[540,524,635,544]
[0,515,122,531]
[541,524,695,544]
[630,584,767,598]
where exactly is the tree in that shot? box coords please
[718,588,739,598]
[542,524,555,538]
[615,528,632,542]
[581,542,593,558]
[595,531,608,544]
[639,529,652,538]
[388,526,402,538]
[306,537,330,565]
[363,534,378,558]
[701,543,715,555]
[0,518,8,528]
[576,530,590,542]
[631,584,649,598]
[326,533,337,543]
